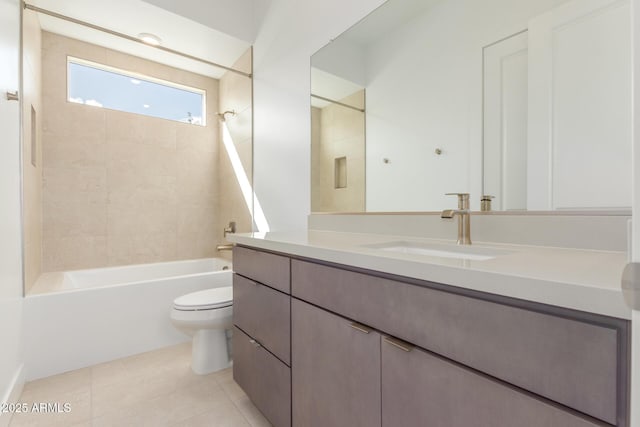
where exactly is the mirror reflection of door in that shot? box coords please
[528,0,631,210]
[483,0,631,211]
[483,31,529,211]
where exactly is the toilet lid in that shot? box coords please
[173,286,233,310]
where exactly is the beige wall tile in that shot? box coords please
[177,232,218,262]
[107,202,177,236]
[177,121,217,153]
[40,32,246,272]
[43,167,107,206]
[176,149,219,204]
[218,49,253,236]
[107,138,177,177]
[106,110,177,150]
[42,102,107,144]
[43,199,107,240]
[178,203,217,235]
[225,107,252,149]
[108,172,177,206]
[42,235,107,272]
[106,233,177,266]
[42,132,106,170]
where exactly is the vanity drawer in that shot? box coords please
[291,259,622,425]
[381,337,607,427]
[233,326,291,427]
[233,246,290,293]
[233,274,290,365]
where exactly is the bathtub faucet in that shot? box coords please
[216,244,233,251]
[223,221,236,238]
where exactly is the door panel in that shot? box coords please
[381,337,606,427]
[528,0,631,209]
[291,298,381,427]
[484,31,528,211]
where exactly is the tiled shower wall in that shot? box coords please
[22,11,42,292]
[41,32,226,272]
[217,48,253,260]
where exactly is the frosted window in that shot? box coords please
[67,58,205,125]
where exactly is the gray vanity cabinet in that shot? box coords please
[291,259,626,425]
[291,298,381,427]
[231,245,629,427]
[381,338,606,427]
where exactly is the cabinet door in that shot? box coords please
[233,246,291,293]
[233,274,290,365]
[292,299,381,427]
[233,327,291,427]
[381,337,605,427]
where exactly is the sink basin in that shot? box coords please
[363,241,513,261]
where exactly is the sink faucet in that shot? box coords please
[442,193,472,245]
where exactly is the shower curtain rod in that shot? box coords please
[310,94,365,112]
[23,2,252,78]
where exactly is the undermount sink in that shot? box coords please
[363,241,514,261]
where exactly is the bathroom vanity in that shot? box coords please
[229,232,631,427]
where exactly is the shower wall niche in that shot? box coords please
[311,89,365,212]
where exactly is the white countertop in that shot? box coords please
[228,230,631,319]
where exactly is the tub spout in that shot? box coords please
[216,244,234,251]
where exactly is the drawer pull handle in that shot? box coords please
[248,338,262,348]
[384,336,414,352]
[349,322,373,334]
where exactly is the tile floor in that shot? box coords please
[9,343,272,427]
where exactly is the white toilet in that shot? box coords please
[170,286,233,375]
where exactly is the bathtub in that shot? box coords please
[24,258,232,381]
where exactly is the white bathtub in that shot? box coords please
[24,258,232,381]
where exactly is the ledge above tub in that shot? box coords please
[227,230,631,319]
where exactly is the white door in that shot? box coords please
[483,32,529,211]
[528,0,632,210]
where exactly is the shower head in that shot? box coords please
[217,110,236,122]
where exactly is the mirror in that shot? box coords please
[311,0,632,212]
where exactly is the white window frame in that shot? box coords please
[66,56,207,126]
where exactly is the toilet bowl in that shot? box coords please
[170,286,233,375]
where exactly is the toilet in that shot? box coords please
[170,286,233,375]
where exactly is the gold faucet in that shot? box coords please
[441,193,472,245]
[217,221,236,251]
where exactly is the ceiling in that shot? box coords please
[29,0,257,79]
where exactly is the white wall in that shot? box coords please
[0,0,25,422]
[251,0,385,230]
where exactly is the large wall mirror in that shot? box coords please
[310,0,632,213]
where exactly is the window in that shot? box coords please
[67,57,206,125]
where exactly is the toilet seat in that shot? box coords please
[173,286,233,311]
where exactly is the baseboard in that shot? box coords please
[0,363,25,427]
